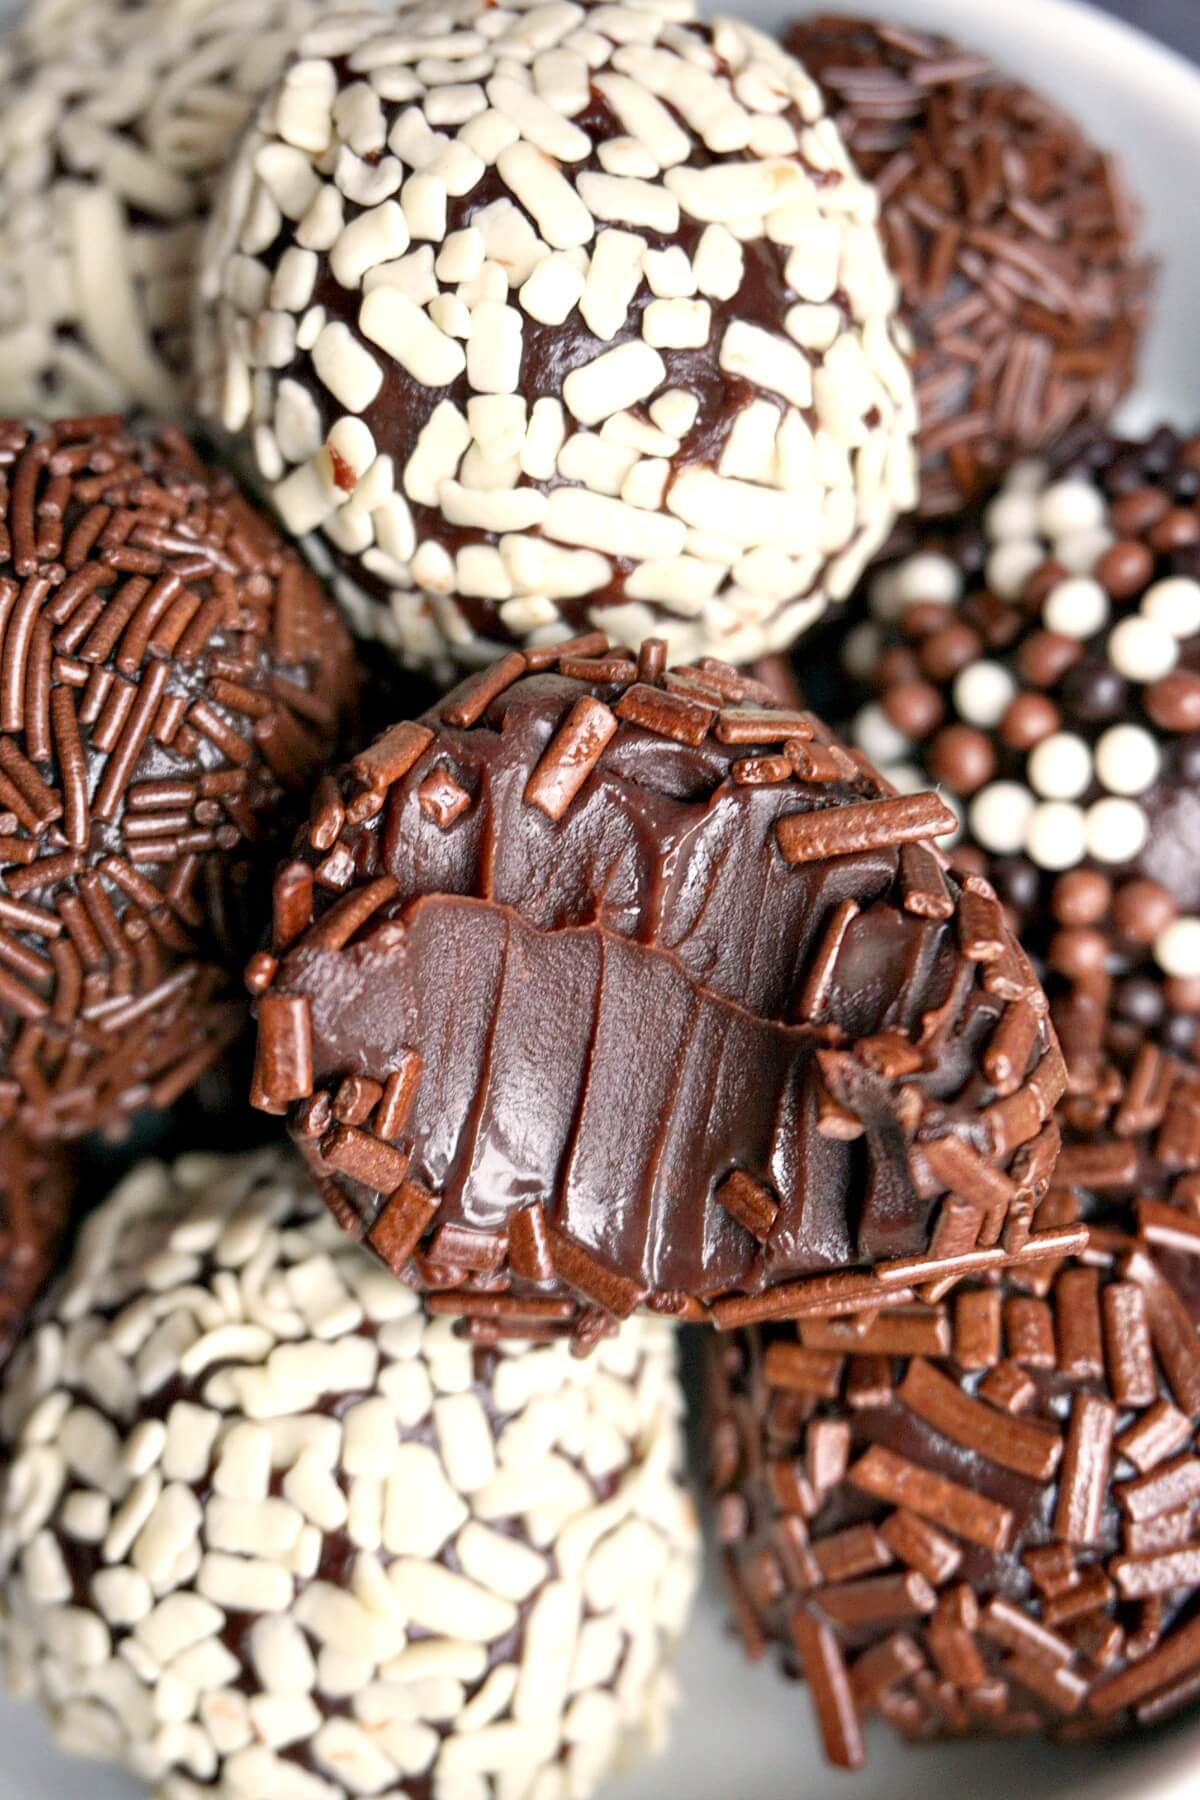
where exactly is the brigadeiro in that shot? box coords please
[195,0,918,677]
[0,1146,699,1799]
[785,14,1152,519]
[0,0,320,415]
[707,993,1200,1764]
[0,415,354,1141]
[247,634,1073,1346]
[844,431,1200,1069]
[0,1130,73,1366]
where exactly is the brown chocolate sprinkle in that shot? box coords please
[789,16,1149,515]
[251,638,1060,1344]
[0,418,353,1139]
[710,1002,1200,1758]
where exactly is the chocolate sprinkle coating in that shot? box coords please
[710,1006,1200,1758]
[251,635,1067,1343]
[0,1128,73,1367]
[197,0,918,678]
[844,430,1200,1081]
[0,1147,699,1799]
[0,416,355,1141]
[786,14,1152,518]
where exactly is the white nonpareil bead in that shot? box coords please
[1094,723,1161,797]
[1025,800,1087,872]
[952,660,1016,730]
[986,540,1044,603]
[1084,795,1148,864]
[1108,614,1179,683]
[1141,576,1200,639]
[1043,577,1109,640]
[969,781,1036,857]
[1037,478,1106,540]
[1027,732,1093,802]
[1156,917,1200,979]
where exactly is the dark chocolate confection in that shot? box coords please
[786,14,1152,518]
[0,1129,73,1366]
[0,1147,698,1799]
[197,0,918,678]
[842,431,1200,1083]
[250,634,1070,1346]
[710,1014,1200,1764]
[0,416,355,1140]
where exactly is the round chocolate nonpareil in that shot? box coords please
[196,0,918,677]
[786,15,1151,519]
[0,416,355,1140]
[0,0,320,416]
[709,1027,1200,1763]
[845,431,1200,1063]
[251,637,1069,1342]
[0,1147,699,1798]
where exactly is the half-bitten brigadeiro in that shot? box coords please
[0,1146,700,1800]
[250,637,1073,1346]
[0,415,354,1140]
[709,988,1200,1761]
[786,15,1151,518]
[197,0,917,676]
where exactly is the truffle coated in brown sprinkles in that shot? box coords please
[786,14,1151,517]
[0,1128,73,1367]
[0,416,354,1140]
[709,988,1200,1760]
[251,633,1067,1342]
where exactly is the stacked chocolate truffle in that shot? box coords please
[0,0,1193,1791]
[0,1146,700,1797]
[196,0,919,675]
[709,969,1200,1760]
[0,415,354,1144]
[844,432,1200,1072]
[787,14,1152,517]
[246,639,1076,1346]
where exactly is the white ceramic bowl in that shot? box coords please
[1,0,1199,1796]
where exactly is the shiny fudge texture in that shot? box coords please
[251,636,1068,1343]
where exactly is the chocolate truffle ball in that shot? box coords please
[845,432,1200,1035]
[250,634,1069,1344]
[786,15,1152,519]
[196,0,918,678]
[709,1027,1200,1763]
[0,415,354,1140]
[0,1146,699,1799]
[0,0,320,416]
[0,1129,73,1366]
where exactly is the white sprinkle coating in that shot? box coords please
[0,0,330,415]
[852,456,1200,942]
[0,1149,697,1800]
[197,0,917,679]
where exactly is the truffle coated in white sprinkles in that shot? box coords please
[0,1148,698,1800]
[0,0,325,415]
[197,0,917,679]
